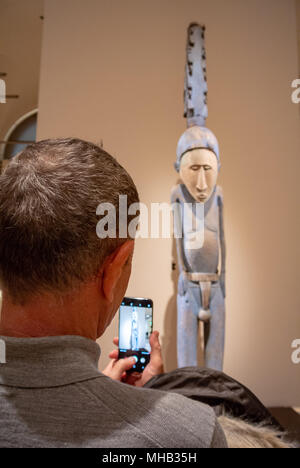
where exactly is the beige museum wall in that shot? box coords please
[37,0,300,407]
[297,0,300,72]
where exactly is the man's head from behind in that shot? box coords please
[0,138,139,339]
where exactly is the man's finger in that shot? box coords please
[108,349,119,359]
[113,337,119,346]
[112,357,136,380]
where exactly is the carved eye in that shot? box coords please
[190,165,211,171]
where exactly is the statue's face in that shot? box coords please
[179,148,218,203]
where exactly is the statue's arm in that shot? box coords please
[218,186,226,298]
[170,184,182,204]
[171,183,190,299]
[171,185,183,274]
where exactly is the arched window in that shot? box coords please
[0,109,38,171]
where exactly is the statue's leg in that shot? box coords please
[204,282,225,371]
[177,286,199,368]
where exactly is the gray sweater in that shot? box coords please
[0,335,227,448]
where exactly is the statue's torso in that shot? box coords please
[172,184,221,273]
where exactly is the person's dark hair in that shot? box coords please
[0,138,139,304]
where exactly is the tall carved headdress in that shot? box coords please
[175,24,220,172]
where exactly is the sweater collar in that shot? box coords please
[0,335,102,388]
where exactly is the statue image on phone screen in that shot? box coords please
[118,298,153,373]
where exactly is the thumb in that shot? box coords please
[149,331,163,362]
[111,357,136,380]
[148,331,164,374]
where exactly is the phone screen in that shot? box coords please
[118,297,153,373]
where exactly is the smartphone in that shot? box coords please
[118,297,153,373]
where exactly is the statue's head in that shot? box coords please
[175,126,220,203]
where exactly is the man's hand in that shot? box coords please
[102,354,137,381]
[102,331,164,387]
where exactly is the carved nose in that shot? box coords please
[196,167,208,191]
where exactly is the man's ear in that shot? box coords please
[101,240,134,303]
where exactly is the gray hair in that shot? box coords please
[0,138,139,304]
[218,415,294,449]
